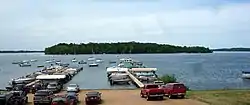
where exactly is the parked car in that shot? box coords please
[160,83,187,99]
[33,90,54,105]
[85,91,102,105]
[66,84,80,92]
[0,91,13,105]
[140,84,165,100]
[8,91,28,105]
[66,92,79,105]
[51,97,70,105]
[47,82,62,93]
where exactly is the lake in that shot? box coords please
[0,52,250,90]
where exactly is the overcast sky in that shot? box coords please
[0,0,250,50]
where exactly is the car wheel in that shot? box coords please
[180,95,185,99]
[168,95,172,99]
[159,96,164,100]
[140,93,144,98]
[146,95,150,101]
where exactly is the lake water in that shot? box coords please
[0,52,250,90]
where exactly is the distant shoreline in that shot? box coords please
[0,51,44,53]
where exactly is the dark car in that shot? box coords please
[66,92,78,105]
[85,91,102,105]
[0,91,13,105]
[33,90,54,105]
[8,91,28,105]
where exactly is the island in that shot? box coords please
[213,48,250,52]
[44,42,212,55]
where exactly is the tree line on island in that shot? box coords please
[44,42,212,55]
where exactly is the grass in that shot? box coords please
[187,89,250,105]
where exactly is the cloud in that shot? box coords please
[0,0,250,50]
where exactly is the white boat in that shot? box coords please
[19,62,31,67]
[72,58,78,62]
[96,58,103,63]
[88,57,96,61]
[89,63,98,67]
[242,71,250,79]
[46,60,53,63]
[30,59,38,62]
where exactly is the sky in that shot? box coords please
[0,0,250,50]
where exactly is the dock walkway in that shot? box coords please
[125,71,144,88]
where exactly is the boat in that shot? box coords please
[109,61,116,64]
[88,57,96,61]
[89,63,99,67]
[30,59,38,62]
[12,61,22,64]
[242,71,250,79]
[72,58,78,62]
[45,60,53,63]
[19,62,31,67]
[59,63,70,67]
[78,60,87,64]
[95,58,103,63]
[109,73,131,85]
[37,65,45,68]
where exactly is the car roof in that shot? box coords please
[37,90,51,92]
[86,91,100,96]
[166,83,184,85]
[67,92,77,96]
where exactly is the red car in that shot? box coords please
[160,83,187,99]
[140,84,165,100]
[51,94,76,105]
[85,91,102,105]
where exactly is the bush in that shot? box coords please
[159,74,177,83]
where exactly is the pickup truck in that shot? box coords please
[140,84,165,100]
[160,83,187,99]
[33,90,54,105]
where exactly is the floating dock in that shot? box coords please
[125,70,144,88]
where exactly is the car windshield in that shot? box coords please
[173,84,185,89]
[52,97,67,102]
[69,84,77,87]
[49,83,57,87]
[35,91,49,96]
[146,85,159,88]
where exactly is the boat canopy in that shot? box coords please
[36,75,66,80]
[129,68,157,72]
[107,67,128,72]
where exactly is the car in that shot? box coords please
[160,83,187,99]
[33,90,54,105]
[8,91,28,105]
[140,84,165,101]
[66,92,79,105]
[85,91,102,105]
[47,82,62,93]
[51,97,71,105]
[0,91,14,105]
[66,84,80,92]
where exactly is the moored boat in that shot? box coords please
[242,71,250,79]
[89,63,99,67]
[78,60,87,64]
[19,62,31,67]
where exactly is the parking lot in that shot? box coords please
[27,89,207,105]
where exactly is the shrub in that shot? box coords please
[159,74,177,83]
